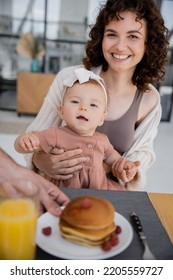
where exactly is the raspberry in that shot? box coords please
[42,226,52,236]
[110,234,119,246]
[81,198,92,208]
[101,240,112,251]
[115,225,122,234]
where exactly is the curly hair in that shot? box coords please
[82,0,169,91]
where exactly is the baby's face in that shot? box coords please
[59,82,106,136]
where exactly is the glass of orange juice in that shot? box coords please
[0,180,39,260]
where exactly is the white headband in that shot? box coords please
[62,68,108,105]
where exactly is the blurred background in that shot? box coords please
[0,0,172,119]
[0,0,102,78]
[0,1,172,76]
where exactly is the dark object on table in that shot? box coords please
[130,212,156,260]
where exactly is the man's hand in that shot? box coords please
[1,163,70,216]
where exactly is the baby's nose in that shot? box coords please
[79,105,87,111]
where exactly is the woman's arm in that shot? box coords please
[122,87,162,190]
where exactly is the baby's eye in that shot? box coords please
[90,103,98,108]
[71,100,79,104]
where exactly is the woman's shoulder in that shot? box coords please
[51,65,84,88]
[143,84,160,106]
[52,65,101,86]
[137,84,160,122]
[57,64,101,77]
[57,64,84,78]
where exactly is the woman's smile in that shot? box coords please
[112,54,130,60]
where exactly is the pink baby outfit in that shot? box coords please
[34,126,123,190]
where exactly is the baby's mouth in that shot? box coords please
[77,115,88,121]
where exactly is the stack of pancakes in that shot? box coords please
[59,196,116,247]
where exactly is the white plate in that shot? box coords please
[36,211,133,259]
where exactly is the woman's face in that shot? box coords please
[102,11,147,74]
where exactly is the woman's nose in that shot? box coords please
[115,38,126,50]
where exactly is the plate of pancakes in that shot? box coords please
[36,196,133,259]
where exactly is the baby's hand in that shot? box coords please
[124,160,140,181]
[18,133,40,152]
[112,157,140,183]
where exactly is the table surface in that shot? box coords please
[36,189,173,260]
[148,192,173,243]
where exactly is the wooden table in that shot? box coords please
[148,193,173,243]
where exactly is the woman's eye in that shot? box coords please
[129,34,138,39]
[107,33,117,38]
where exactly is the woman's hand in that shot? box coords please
[33,148,87,180]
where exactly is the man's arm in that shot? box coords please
[0,148,69,215]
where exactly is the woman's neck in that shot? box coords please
[100,68,137,120]
[100,68,135,95]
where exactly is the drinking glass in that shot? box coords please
[0,180,39,260]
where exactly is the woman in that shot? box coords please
[25,0,168,190]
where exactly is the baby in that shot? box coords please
[14,68,140,190]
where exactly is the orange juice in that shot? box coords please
[0,198,38,259]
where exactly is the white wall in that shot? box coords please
[161,0,173,46]
[59,0,88,23]
[87,0,107,24]
[0,0,12,16]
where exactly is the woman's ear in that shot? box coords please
[59,104,64,119]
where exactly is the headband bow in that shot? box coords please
[63,68,108,105]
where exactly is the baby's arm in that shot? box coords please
[14,133,41,154]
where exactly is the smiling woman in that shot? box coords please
[24,0,168,192]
